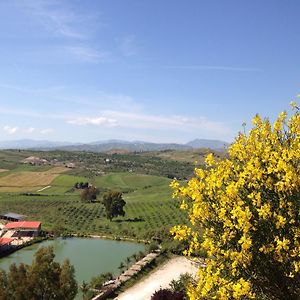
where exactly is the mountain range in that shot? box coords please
[0,139,229,152]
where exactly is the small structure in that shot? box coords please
[3,221,41,237]
[0,237,14,252]
[22,156,48,165]
[66,163,75,168]
[0,212,26,222]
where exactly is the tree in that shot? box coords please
[169,273,195,295]
[118,262,125,272]
[81,186,99,202]
[0,246,78,300]
[80,281,90,300]
[151,288,185,300]
[171,103,300,299]
[90,272,113,289]
[0,270,9,300]
[102,191,126,221]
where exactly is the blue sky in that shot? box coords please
[0,0,299,143]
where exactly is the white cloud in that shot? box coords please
[24,127,35,133]
[66,110,232,139]
[67,117,117,127]
[3,125,19,134]
[40,128,54,135]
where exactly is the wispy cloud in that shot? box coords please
[14,0,87,39]
[67,116,117,127]
[3,125,19,134]
[64,46,112,63]
[119,35,137,57]
[161,65,263,72]
[40,128,54,135]
[2,125,54,135]
[24,127,35,134]
[67,110,232,138]
[0,106,65,120]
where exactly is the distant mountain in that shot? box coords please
[58,140,191,152]
[0,139,74,149]
[186,139,229,150]
[0,138,229,152]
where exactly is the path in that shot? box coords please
[115,256,199,300]
[36,185,51,192]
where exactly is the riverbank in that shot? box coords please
[0,236,47,258]
[91,250,161,300]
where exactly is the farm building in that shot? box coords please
[3,221,41,237]
[0,237,14,252]
[66,163,75,168]
[0,212,26,222]
[22,156,49,165]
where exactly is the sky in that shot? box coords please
[0,0,299,143]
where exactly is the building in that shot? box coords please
[3,221,42,237]
[0,212,26,222]
[22,156,48,165]
[0,237,14,252]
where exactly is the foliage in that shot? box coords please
[74,182,89,189]
[147,241,160,252]
[102,191,126,221]
[80,281,91,300]
[80,186,99,202]
[90,272,113,289]
[169,272,195,297]
[151,288,185,300]
[0,246,77,300]
[171,104,300,299]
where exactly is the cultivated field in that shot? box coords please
[0,151,189,240]
[0,166,67,192]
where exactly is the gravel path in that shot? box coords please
[115,256,198,300]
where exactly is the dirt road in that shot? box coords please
[115,256,198,300]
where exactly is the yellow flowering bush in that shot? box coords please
[171,103,300,299]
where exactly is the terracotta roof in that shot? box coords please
[0,237,14,246]
[4,221,41,229]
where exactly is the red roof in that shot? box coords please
[0,237,14,246]
[4,221,41,230]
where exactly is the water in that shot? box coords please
[0,237,145,298]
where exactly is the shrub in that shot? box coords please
[151,288,185,300]
[171,103,300,299]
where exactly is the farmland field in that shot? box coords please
[0,150,189,240]
[0,166,67,192]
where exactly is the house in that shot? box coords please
[0,237,14,252]
[22,156,48,165]
[3,221,42,237]
[66,163,75,168]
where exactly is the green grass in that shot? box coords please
[93,173,170,190]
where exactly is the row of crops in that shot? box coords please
[0,182,187,239]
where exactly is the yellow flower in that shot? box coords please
[205,153,215,166]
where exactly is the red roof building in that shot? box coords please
[0,237,14,246]
[4,221,41,230]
